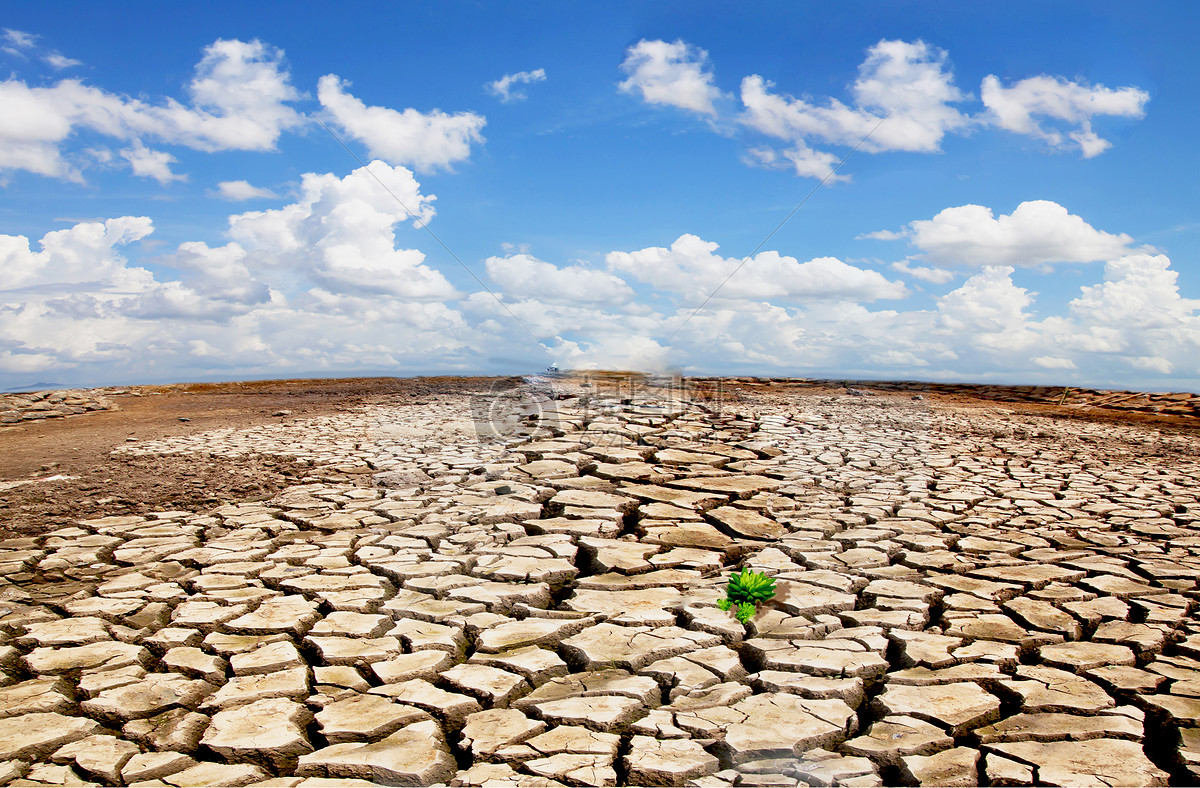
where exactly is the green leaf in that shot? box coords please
[716,597,732,611]
[726,568,777,604]
[735,601,757,624]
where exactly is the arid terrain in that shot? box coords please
[0,377,521,537]
[0,373,1199,786]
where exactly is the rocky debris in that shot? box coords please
[475,616,595,653]
[119,751,197,783]
[152,760,268,785]
[440,663,531,707]
[696,375,1200,418]
[3,378,1200,785]
[529,694,646,733]
[1037,640,1137,673]
[371,679,482,725]
[0,389,116,429]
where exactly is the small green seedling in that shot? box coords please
[717,568,777,624]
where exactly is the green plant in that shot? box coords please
[717,568,777,624]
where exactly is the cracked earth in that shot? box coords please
[1,375,1200,786]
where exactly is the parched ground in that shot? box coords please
[0,377,521,537]
[0,373,1199,787]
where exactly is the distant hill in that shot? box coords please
[1,382,73,394]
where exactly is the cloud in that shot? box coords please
[2,28,36,57]
[606,233,907,303]
[0,216,154,292]
[890,260,956,284]
[485,253,634,305]
[178,38,303,150]
[2,30,81,69]
[743,140,845,181]
[858,229,907,241]
[164,241,269,305]
[740,39,970,179]
[627,38,1147,180]
[744,39,970,152]
[43,52,82,70]
[0,163,483,381]
[915,253,1200,380]
[549,334,671,372]
[906,200,1133,267]
[213,160,453,299]
[1033,356,1077,370]
[0,38,303,182]
[214,180,278,201]
[936,265,1038,352]
[120,141,185,184]
[317,75,486,173]
[868,349,930,367]
[618,39,723,116]
[486,69,546,103]
[981,74,1149,157]
[1068,253,1200,332]
[2,153,1196,390]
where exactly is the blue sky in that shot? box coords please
[2,1,1198,391]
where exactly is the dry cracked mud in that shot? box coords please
[1,374,1199,787]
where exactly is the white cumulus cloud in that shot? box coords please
[486,69,546,103]
[317,75,486,173]
[214,180,278,201]
[907,200,1133,267]
[0,38,303,182]
[981,74,1149,158]
[890,260,956,284]
[200,161,452,300]
[486,254,634,305]
[606,233,907,303]
[936,265,1038,354]
[628,38,1148,180]
[1068,253,1200,332]
[0,163,484,382]
[740,39,969,179]
[120,141,185,184]
[618,39,723,116]
[550,334,671,373]
[0,216,154,292]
